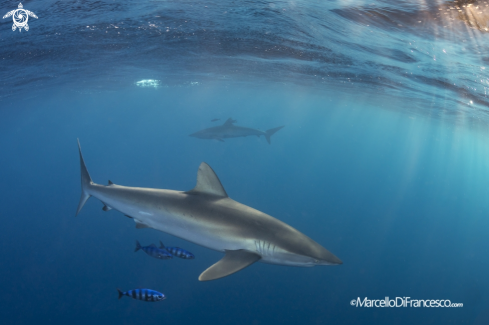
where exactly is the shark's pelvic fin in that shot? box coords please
[186,162,228,197]
[134,219,150,229]
[199,250,261,281]
[265,126,285,144]
[76,139,93,216]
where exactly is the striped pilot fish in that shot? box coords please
[135,240,172,259]
[117,288,166,302]
[160,241,195,259]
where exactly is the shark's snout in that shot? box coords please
[307,243,342,266]
[319,250,342,265]
[328,254,342,265]
[189,130,207,138]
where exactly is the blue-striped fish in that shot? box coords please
[117,288,166,302]
[135,241,172,259]
[160,241,195,259]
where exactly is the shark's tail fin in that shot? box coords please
[117,288,124,299]
[265,126,285,144]
[135,240,142,252]
[76,139,93,216]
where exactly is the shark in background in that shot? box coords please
[76,140,341,281]
[190,118,284,144]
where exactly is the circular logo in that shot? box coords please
[13,9,28,28]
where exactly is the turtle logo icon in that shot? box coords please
[3,3,38,32]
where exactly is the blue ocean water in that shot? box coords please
[1,0,489,324]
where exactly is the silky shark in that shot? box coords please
[189,118,284,144]
[76,140,341,281]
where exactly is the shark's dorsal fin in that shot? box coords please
[222,118,236,126]
[108,180,114,185]
[186,162,228,197]
[199,250,261,281]
[159,241,165,249]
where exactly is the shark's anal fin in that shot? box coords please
[185,162,228,197]
[134,219,150,229]
[199,250,261,281]
[102,204,112,211]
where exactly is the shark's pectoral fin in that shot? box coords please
[199,250,261,281]
[134,219,150,229]
[186,162,228,197]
